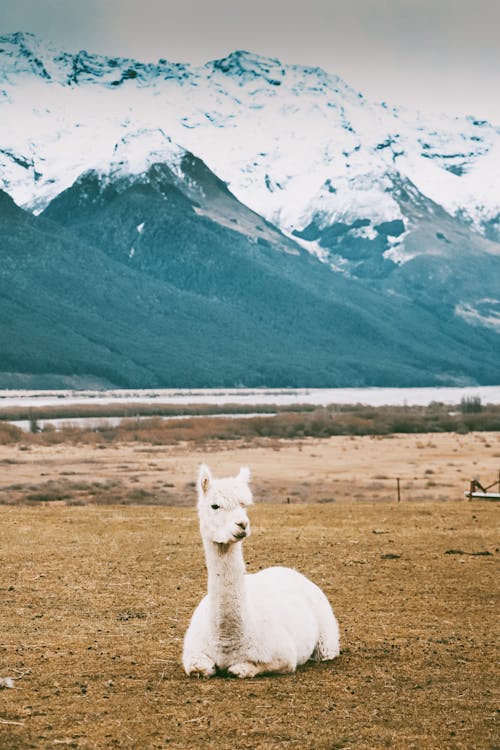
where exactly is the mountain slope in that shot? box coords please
[0,33,498,388]
[0,32,499,246]
[1,165,498,387]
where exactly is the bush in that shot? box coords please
[0,402,499,445]
[461,396,482,414]
[0,422,23,444]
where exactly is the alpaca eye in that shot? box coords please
[211,504,220,510]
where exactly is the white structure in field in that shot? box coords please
[182,464,340,678]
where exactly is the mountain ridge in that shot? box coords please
[0,32,498,388]
[1,154,497,388]
[1,31,498,243]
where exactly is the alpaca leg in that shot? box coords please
[225,620,298,677]
[227,656,296,678]
[315,605,340,661]
[183,637,217,677]
[182,600,216,677]
[183,652,217,678]
[227,662,261,678]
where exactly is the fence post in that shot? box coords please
[468,479,475,500]
[397,477,401,503]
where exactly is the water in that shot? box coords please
[2,385,499,432]
[1,385,499,410]
[10,412,277,433]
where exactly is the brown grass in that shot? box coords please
[1,431,498,507]
[0,433,498,748]
[2,404,500,447]
[0,500,497,749]
[0,401,307,424]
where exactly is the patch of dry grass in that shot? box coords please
[1,431,498,507]
[0,402,311,423]
[2,404,500,447]
[0,500,497,749]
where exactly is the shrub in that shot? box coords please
[461,396,482,414]
[0,422,23,444]
[0,402,499,445]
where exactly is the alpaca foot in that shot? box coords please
[315,628,341,661]
[314,644,340,662]
[184,654,216,678]
[227,662,260,679]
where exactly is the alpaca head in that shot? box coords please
[197,464,253,546]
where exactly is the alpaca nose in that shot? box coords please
[237,519,248,530]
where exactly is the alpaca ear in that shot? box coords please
[198,464,212,495]
[237,466,251,484]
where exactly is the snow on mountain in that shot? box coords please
[1,33,499,389]
[99,129,185,184]
[1,31,499,250]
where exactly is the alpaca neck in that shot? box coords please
[203,539,249,648]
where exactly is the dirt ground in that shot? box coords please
[1,431,499,506]
[0,433,499,749]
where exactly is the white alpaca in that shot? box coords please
[182,464,340,678]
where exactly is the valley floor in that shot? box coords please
[0,431,498,506]
[0,501,497,749]
[0,434,498,748]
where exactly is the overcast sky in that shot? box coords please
[1,0,499,121]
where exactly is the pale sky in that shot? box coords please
[1,0,499,121]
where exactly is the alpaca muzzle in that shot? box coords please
[233,519,249,540]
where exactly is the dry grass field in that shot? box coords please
[0,432,499,749]
[1,430,500,507]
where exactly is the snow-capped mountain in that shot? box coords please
[0,32,499,389]
[1,31,499,259]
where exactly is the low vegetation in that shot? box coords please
[1,402,500,446]
[0,501,496,749]
[2,429,497,508]
[0,401,311,423]
[0,422,497,746]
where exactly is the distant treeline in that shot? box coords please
[1,400,499,445]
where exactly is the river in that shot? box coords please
[1,385,499,410]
